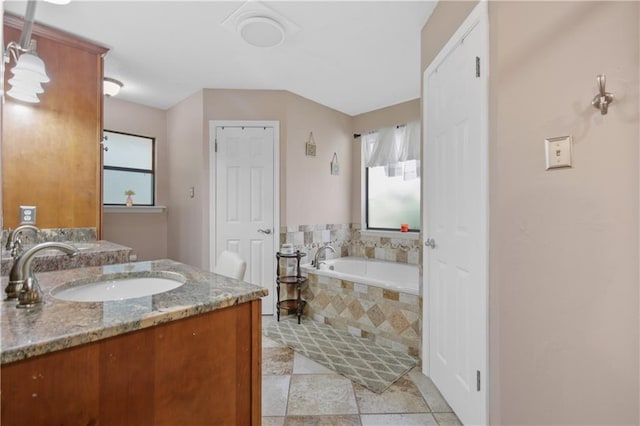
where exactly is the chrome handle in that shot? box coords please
[258,228,272,235]
[425,238,436,249]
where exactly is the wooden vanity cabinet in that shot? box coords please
[1,300,262,425]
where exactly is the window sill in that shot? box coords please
[359,229,420,240]
[103,205,167,214]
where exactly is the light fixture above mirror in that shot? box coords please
[3,1,50,104]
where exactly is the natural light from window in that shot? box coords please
[103,131,155,205]
[363,122,421,232]
[367,161,420,230]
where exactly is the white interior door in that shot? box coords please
[214,124,277,315]
[422,3,488,425]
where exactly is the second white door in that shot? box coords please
[422,3,488,425]
[214,123,277,315]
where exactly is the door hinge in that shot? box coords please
[475,57,480,78]
[214,140,218,153]
[477,370,481,391]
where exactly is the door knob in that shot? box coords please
[425,238,436,249]
[258,228,272,235]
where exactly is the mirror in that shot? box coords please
[2,15,107,232]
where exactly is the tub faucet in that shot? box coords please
[313,245,336,269]
[5,224,40,258]
[6,242,78,307]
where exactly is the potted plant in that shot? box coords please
[124,189,135,207]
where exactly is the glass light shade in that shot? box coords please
[8,76,44,94]
[11,53,50,83]
[7,87,40,103]
[43,0,72,4]
[103,78,123,97]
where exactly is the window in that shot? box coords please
[363,122,420,232]
[103,130,155,206]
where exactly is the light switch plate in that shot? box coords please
[19,205,36,225]
[545,135,573,170]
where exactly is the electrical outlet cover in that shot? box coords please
[19,205,36,224]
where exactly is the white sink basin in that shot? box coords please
[52,273,186,302]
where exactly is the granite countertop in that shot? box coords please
[1,240,133,276]
[1,259,268,365]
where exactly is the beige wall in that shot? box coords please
[166,90,205,267]
[350,99,421,224]
[420,1,478,72]
[103,97,168,261]
[164,89,353,270]
[202,88,287,236]
[284,92,353,226]
[200,89,287,270]
[352,98,420,134]
[422,1,639,424]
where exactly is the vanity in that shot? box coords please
[2,13,265,425]
[1,260,267,425]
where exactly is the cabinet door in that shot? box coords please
[2,301,262,425]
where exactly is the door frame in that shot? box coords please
[209,120,280,315]
[421,0,489,421]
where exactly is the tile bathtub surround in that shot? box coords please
[301,273,421,358]
[279,223,422,267]
[349,224,422,265]
[279,224,423,356]
[280,223,351,261]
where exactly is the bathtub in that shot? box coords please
[300,256,422,357]
[301,256,419,295]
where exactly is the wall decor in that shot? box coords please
[305,132,316,157]
[331,152,339,175]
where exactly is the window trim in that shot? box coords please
[102,129,156,206]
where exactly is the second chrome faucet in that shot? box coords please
[313,245,336,269]
[5,224,40,258]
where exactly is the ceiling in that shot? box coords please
[4,1,437,116]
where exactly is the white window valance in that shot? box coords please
[362,121,420,180]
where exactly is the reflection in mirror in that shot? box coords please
[2,16,107,232]
[102,130,155,206]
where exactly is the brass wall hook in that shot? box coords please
[591,74,614,115]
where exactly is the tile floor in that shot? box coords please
[262,316,462,426]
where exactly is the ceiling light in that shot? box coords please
[42,0,72,4]
[238,16,285,48]
[103,78,123,97]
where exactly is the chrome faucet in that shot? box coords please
[5,224,40,258]
[313,245,336,269]
[6,242,78,307]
